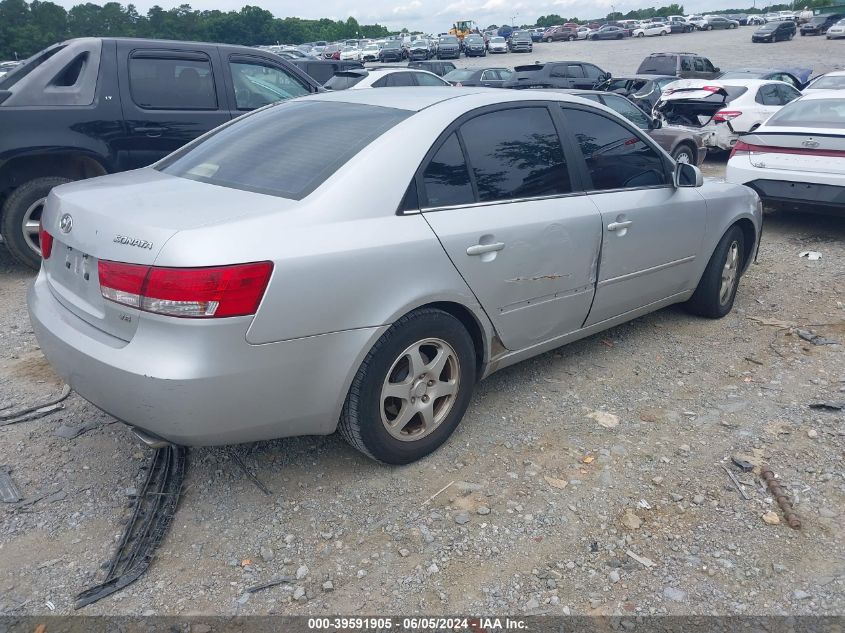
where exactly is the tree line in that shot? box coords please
[0,0,391,59]
[537,0,836,25]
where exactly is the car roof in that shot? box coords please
[304,86,602,112]
[668,78,786,88]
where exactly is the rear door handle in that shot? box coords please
[607,220,633,231]
[466,242,505,256]
[133,126,165,137]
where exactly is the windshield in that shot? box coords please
[491,37,505,42]
[439,37,458,44]
[466,37,483,43]
[807,75,845,90]
[766,97,845,128]
[757,24,776,30]
[158,101,410,200]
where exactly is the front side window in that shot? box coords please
[776,84,801,104]
[563,108,668,191]
[693,58,706,72]
[680,56,693,71]
[129,55,216,110]
[230,60,310,110]
[566,65,586,78]
[421,133,474,207]
[700,58,716,73]
[460,107,571,202]
[159,101,409,200]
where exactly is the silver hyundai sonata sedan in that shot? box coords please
[29,88,762,464]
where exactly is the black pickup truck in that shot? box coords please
[0,37,321,268]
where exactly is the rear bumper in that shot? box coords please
[746,179,845,210]
[726,157,845,211]
[28,272,386,446]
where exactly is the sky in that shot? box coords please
[50,0,753,34]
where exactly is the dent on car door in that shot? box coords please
[559,106,707,326]
[419,106,603,351]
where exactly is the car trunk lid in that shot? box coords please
[655,84,746,127]
[737,130,845,174]
[40,169,293,341]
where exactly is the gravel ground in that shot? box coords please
[1,27,844,617]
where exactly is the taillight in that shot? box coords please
[98,260,273,318]
[729,140,753,159]
[39,222,53,260]
[713,110,742,123]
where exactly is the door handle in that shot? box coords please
[607,220,633,231]
[466,242,505,256]
[133,126,165,137]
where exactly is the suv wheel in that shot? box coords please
[671,144,696,164]
[339,308,476,464]
[546,36,553,42]
[1,176,73,269]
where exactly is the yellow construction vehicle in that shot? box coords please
[449,20,479,40]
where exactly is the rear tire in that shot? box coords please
[671,143,697,165]
[685,226,745,318]
[546,37,553,42]
[1,176,73,269]
[339,308,477,464]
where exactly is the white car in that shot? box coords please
[488,36,508,52]
[340,46,362,61]
[747,15,766,25]
[686,15,708,29]
[656,79,803,151]
[633,21,671,36]
[804,70,845,91]
[324,67,450,90]
[726,93,845,211]
[361,44,381,62]
[576,26,594,39]
[826,18,845,38]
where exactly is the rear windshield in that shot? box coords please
[637,56,676,75]
[158,101,410,200]
[324,72,366,90]
[0,44,66,89]
[443,69,475,81]
[766,98,845,128]
[807,75,845,90]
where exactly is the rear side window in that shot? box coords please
[421,133,474,207]
[563,108,668,191]
[129,54,217,110]
[638,55,676,74]
[756,84,781,106]
[415,72,448,86]
[159,101,410,200]
[460,107,571,202]
[566,65,585,78]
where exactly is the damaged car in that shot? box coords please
[29,88,761,464]
[655,79,802,151]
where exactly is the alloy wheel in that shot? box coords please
[21,197,46,256]
[380,338,460,442]
[719,241,740,305]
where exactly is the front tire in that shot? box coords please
[685,226,745,318]
[339,308,477,464]
[546,37,553,42]
[1,176,73,269]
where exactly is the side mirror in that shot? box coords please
[675,162,703,187]
[649,117,662,129]
[714,67,720,72]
